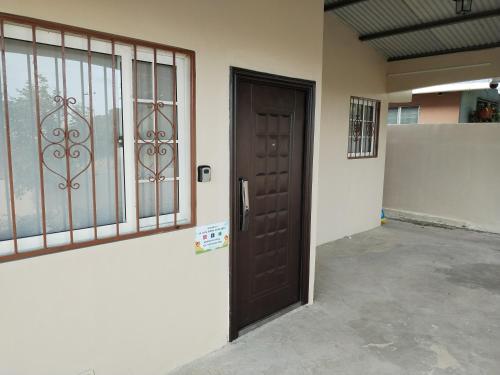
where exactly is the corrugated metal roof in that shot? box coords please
[325,0,500,60]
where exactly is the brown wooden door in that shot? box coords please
[231,70,309,334]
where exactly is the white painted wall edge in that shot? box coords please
[384,208,499,234]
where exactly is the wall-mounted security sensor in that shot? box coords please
[197,165,211,182]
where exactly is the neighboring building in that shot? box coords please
[389,92,461,124]
[389,84,500,124]
[460,89,500,123]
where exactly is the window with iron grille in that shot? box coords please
[0,15,196,262]
[348,96,380,159]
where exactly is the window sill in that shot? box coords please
[0,221,196,264]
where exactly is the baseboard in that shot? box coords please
[383,208,499,234]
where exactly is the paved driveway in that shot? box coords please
[170,221,500,375]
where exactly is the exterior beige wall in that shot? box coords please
[387,47,500,92]
[317,13,388,245]
[383,124,500,234]
[0,1,324,375]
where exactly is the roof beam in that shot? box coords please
[324,0,368,12]
[387,41,500,62]
[360,8,500,41]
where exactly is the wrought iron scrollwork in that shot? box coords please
[136,102,175,182]
[353,121,363,142]
[40,95,92,190]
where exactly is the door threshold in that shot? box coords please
[238,301,303,338]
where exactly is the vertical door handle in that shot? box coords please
[240,178,250,231]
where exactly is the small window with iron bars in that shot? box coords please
[0,14,196,262]
[347,96,380,159]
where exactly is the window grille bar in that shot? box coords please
[173,51,178,227]
[0,13,196,263]
[356,98,363,158]
[111,40,120,236]
[87,36,98,240]
[368,101,372,153]
[0,20,18,252]
[60,31,75,243]
[355,97,359,158]
[348,97,353,155]
[355,97,361,157]
[373,101,380,156]
[347,97,354,155]
[350,97,354,156]
[32,25,49,248]
[361,98,366,157]
[348,96,380,159]
[190,52,196,225]
[133,45,140,232]
[362,98,366,156]
[153,48,160,229]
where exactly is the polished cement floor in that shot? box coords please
[170,221,500,375]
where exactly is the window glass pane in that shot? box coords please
[0,57,13,243]
[349,100,362,154]
[400,107,419,124]
[35,40,71,237]
[364,104,374,121]
[0,37,124,242]
[137,102,155,140]
[159,180,178,215]
[2,39,43,240]
[138,180,177,218]
[157,63,174,102]
[87,52,125,230]
[136,60,152,99]
[158,144,177,179]
[135,54,179,222]
[158,104,177,140]
[134,60,153,99]
[138,143,155,180]
[362,104,373,153]
[135,61,173,102]
[388,108,398,124]
[350,102,363,121]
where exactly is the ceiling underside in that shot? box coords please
[324,0,500,61]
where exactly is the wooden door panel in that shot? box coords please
[234,78,306,330]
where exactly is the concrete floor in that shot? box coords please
[170,221,500,375]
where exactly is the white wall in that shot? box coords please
[383,124,500,234]
[0,1,324,375]
[317,13,388,245]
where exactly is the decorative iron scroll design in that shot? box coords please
[136,101,175,182]
[40,95,93,190]
[0,13,196,263]
[352,122,362,142]
[352,121,373,142]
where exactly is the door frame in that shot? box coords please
[229,67,316,341]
